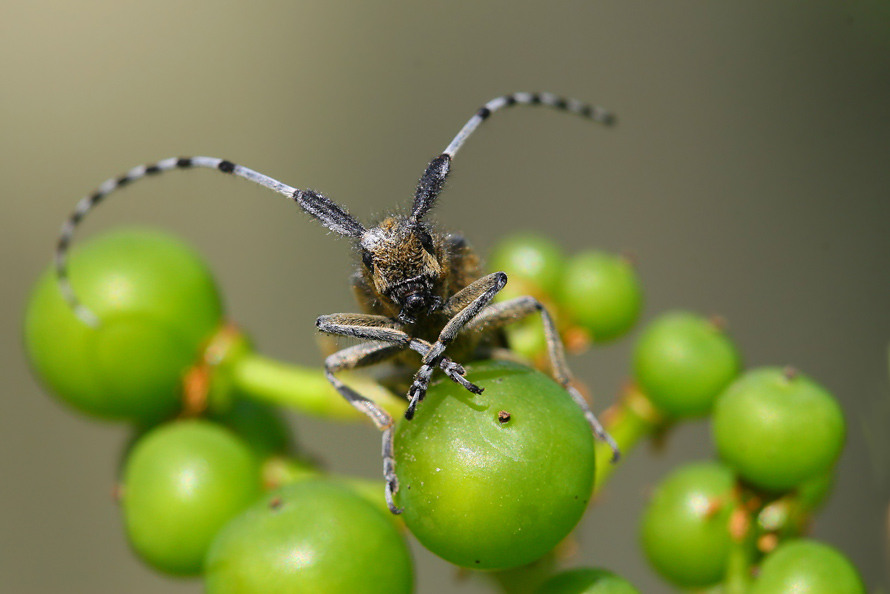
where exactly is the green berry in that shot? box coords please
[640,461,736,588]
[712,367,845,491]
[24,228,223,423]
[121,419,261,575]
[536,568,642,594]
[633,312,741,418]
[502,317,549,360]
[394,360,595,570]
[205,480,413,594]
[489,234,566,296]
[560,251,642,342]
[749,539,865,594]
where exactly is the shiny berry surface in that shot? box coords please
[394,360,595,570]
[121,419,261,575]
[24,228,223,423]
[712,367,845,491]
[205,480,413,594]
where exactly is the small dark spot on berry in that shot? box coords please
[269,496,283,510]
[497,410,511,424]
[475,560,481,564]
[574,495,578,500]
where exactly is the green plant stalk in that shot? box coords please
[723,512,756,594]
[594,384,664,496]
[229,352,408,421]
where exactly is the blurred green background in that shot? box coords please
[2,1,889,593]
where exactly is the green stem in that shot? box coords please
[230,351,407,421]
[594,384,664,496]
[723,502,758,594]
[724,542,753,594]
[724,536,755,594]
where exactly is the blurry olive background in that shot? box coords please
[2,2,889,593]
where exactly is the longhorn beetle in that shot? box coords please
[55,92,620,514]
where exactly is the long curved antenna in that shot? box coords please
[445,91,615,159]
[411,92,615,222]
[56,156,365,327]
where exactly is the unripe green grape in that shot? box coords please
[502,317,549,360]
[560,251,642,343]
[489,233,566,296]
[640,461,735,588]
[24,228,223,423]
[205,480,413,594]
[712,367,845,492]
[633,312,740,418]
[749,539,865,594]
[536,568,642,594]
[121,419,262,575]
[394,360,595,570]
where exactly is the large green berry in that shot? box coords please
[536,568,642,594]
[205,480,413,594]
[712,368,845,492]
[121,419,262,575]
[749,539,865,594]
[560,251,642,342]
[640,461,735,588]
[489,233,566,296]
[394,360,595,570]
[24,228,223,423]
[633,312,740,418]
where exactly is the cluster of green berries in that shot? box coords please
[488,234,643,357]
[489,234,862,594]
[632,313,852,591]
[23,228,864,593]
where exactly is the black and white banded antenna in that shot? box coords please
[56,156,365,327]
[57,92,614,326]
[411,91,614,224]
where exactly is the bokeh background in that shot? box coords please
[2,2,889,593]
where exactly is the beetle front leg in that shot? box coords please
[405,272,507,419]
[324,341,407,513]
[462,296,621,462]
[316,312,482,418]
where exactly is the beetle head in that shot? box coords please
[359,217,443,323]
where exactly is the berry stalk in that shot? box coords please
[229,351,407,421]
[593,384,664,496]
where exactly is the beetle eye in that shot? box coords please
[418,229,435,254]
[362,251,374,270]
